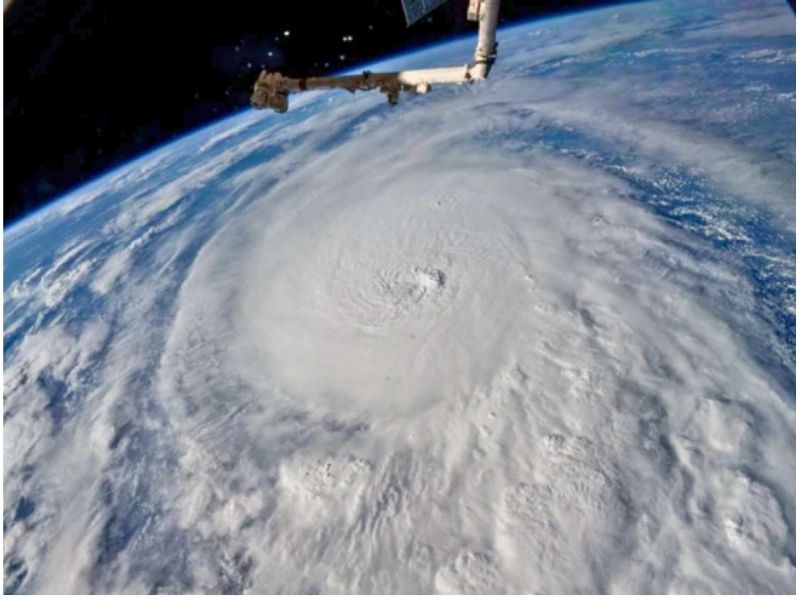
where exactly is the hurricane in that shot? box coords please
[3,0,795,593]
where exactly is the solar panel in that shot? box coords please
[400,0,451,26]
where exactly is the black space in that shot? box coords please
[3,0,793,224]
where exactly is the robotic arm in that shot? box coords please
[250,0,500,113]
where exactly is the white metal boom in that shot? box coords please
[250,0,501,112]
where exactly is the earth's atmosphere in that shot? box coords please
[3,0,796,594]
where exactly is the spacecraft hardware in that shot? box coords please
[251,0,501,112]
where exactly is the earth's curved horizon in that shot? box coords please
[4,0,795,594]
